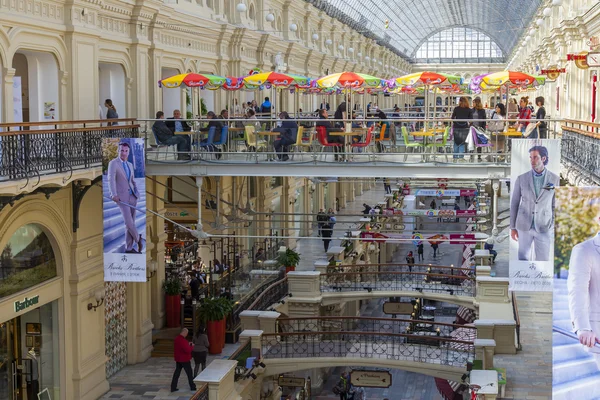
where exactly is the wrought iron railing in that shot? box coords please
[277,316,477,338]
[190,383,209,400]
[247,276,289,311]
[262,331,474,368]
[320,271,475,296]
[0,119,139,183]
[329,263,474,277]
[229,274,279,331]
[229,338,252,381]
[561,119,600,185]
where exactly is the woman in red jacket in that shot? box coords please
[170,328,197,392]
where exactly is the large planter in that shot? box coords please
[165,294,181,328]
[285,265,296,273]
[220,318,227,349]
[207,319,225,354]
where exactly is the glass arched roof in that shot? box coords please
[307,0,542,61]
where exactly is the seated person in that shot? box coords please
[152,111,191,160]
[199,111,224,159]
[244,108,262,132]
[254,248,267,261]
[272,111,298,161]
[316,109,344,160]
[165,109,192,133]
[350,111,362,144]
[484,242,497,264]
[376,110,391,152]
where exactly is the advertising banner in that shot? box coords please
[509,139,560,291]
[102,138,146,282]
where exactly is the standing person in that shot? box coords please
[170,328,197,393]
[321,221,333,252]
[515,96,532,136]
[430,199,437,210]
[105,99,119,125]
[333,371,351,400]
[454,203,460,223]
[261,97,272,114]
[534,96,547,139]
[272,111,298,161]
[383,178,391,194]
[334,95,350,128]
[567,226,600,367]
[316,209,327,237]
[192,327,210,376]
[471,97,487,129]
[417,242,424,262]
[108,141,142,253]
[406,251,415,272]
[190,274,200,301]
[431,242,439,258]
[510,145,559,261]
[451,97,472,161]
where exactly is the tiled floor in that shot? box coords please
[101,182,551,399]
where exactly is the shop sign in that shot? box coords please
[278,376,305,387]
[383,301,413,315]
[541,67,566,81]
[165,208,196,221]
[588,36,600,51]
[14,295,39,312]
[449,234,476,245]
[567,54,587,61]
[350,370,392,388]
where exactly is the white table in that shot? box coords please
[326,246,345,256]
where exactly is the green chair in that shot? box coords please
[425,126,451,162]
[401,126,423,161]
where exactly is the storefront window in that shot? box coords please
[0,224,57,298]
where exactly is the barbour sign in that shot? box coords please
[14,295,39,312]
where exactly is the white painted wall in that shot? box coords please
[99,63,127,118]
[161,67,181,117]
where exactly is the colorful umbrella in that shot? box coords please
[222,76,245,91]
[480,71,537,88]
[159,73,228,89]
[243,72,309,88]
[395,72,462,87]
[316,71,383,89]
[428,234,448,246]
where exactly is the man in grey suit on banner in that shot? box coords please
[108,141,142,253]
[568,230,600,365]
[510,145,559,261]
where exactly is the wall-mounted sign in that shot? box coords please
[575,51,590,70]
[541,67,566,81]
[588,36,600,51]
[350,370,392,388]
[383,302,414,315]
[14,295,40,312]
[587,52,600,68]
[567,54,587,61]
[278,376,305,387]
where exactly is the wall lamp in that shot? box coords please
[87,288,106,311]
[147,260,157,282]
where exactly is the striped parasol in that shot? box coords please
[449,324,476,351]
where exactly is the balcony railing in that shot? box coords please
[561,119,600,185]
[277,316,477,338]
[329,263,473,277]
[262,331,474,368]
[320,271,475,296]
[0,119,139,184]
[247,276,289,312]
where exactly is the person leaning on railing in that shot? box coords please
[152,111,191,160]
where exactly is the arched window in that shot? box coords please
[415,27,503,64]
[248,4,255,20]
[0,224,57,298]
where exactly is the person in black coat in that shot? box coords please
[166,109,192,133]
[417,243,424,262]
[316,109,344,160]
[451,97,472,160]
[272,111,298,161]
[534,96,547,139]
[152,111,191,160]
[321,221,334,252]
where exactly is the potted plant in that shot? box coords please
[199,297,234,354]
[162,276,183,328]
[278,248,300,273]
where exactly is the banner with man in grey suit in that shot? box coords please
[509,139,560,291]
[102,138,146,282]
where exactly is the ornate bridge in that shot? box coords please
[260,330,474,381]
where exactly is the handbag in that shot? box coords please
[523,123,537,138]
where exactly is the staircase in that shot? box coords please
[151,338,174,358]
[553,277,600,399]
[102,178,146,254]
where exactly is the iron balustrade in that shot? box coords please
[329,263,474,277]
[229,274,279,331]
[190,383,209,400]
[247,276,289,311]
[561,120,600,185]
[261,331,474,369]
[277,316,477,338]
[0,120,139,183]
[320,271,475,296]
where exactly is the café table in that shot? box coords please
[491,129,522,156]
[330,130,367,160]
[411,131,438,161]
[257,131,282,160]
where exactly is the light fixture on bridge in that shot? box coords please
[436,328,441,336]
[446,289,454,295]
[415,287,423,293]
[236,2,247,12]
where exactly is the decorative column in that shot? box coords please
[148,176,168,328]
[2,67,16,123]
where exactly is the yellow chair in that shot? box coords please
[291,126,313,159]
[244,126,267,160]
